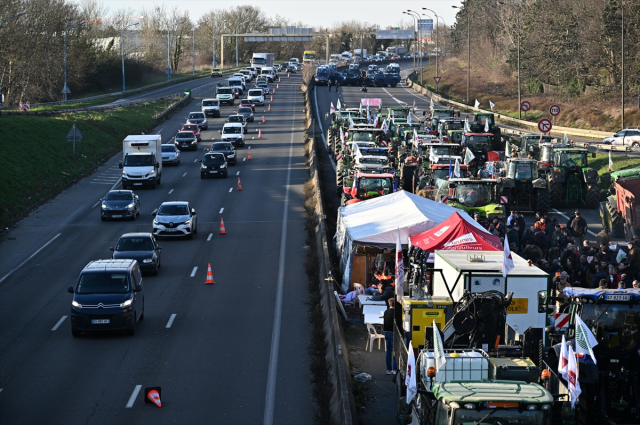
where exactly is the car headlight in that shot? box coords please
[148,169,155,176]
[220,163,227,168]
[72,300,82,308]
[228,154,235,158]
[201,165,208,169]
[184,219,192,226]
[191,140,197,144]
[153,220,159,225]
[143,258,153,263]
[120,298,133,307]
[127,203,134,209]
[102,204,108,209]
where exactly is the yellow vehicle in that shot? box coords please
[303,50,316,61]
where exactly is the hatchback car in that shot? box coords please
[180,124,201,141]
[237,106,255,123]
[185,112,208,130]
[100,190,140,221]
[161,144,181,165]
[200,152,228,178]
[210,141,237,165]
[174,131,198,151]
[256,83,270,94]
[286,64,297,73]
[239,99,256,111]
[68,259,144,336]
[111,233,161,275]
[226,114,248,133]
[152,201,198,239]
[602,128,640,147]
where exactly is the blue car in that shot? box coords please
[210,141,237,165]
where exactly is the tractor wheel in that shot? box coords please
[341,193,349,207]
[327,129,333,150]
[606,196,624,238]
[535,189,550,214]
[336,173,344,189]
[586,184,600,209]
[549,182,562,206]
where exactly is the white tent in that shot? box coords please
[335,190,487,291]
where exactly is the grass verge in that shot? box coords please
[592,152,640,199]
[0,97,176,229]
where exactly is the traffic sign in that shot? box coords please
[538,118,552,133]
[520,101,531,112]
[434,77,441,84]
[549,104,560,116]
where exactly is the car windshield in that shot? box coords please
[507,162,538,179]
[453,408,544,425]
[317,69,329,77]
[248,90,262,96]
[448,132,463,143]
[238,108,252,113]
[189,113,204,119]
[258,84,268,88]
[223,126,242,134]
[358,177,392,195]
[104,192,133,201]
[442,121,463,131]
[456,183,493,206]
[432,110,454,118]
[228,116,244,122]
[579,303,640,352]
[202,100,218,106]
[211,142,233,151]
[116,237,154,251]
[466,135,492,151]
[161,145,176,153]
[203,154,225,165]
[432,146,460,156]
[123,155,153,166]
[541,146,554,162]
[352,132,376,142]
[217,88,232,94]
[359,157,388,165]
[475,115,494,125]
[229,80,242,86]
[177,132,194,139]
[433,168,454,181]
[76,272,130,294]
[158,204,189,216]
[182,125,198,131]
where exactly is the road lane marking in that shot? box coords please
[229,188,233,192]
[207,233,213,241]
[236,171,240,175]
[168,189,174,194]
[263,90,295,425]
[190,267,198,277]
[109,177,122,191]
[182,172,187,177]
[219,208,224,214]
[92,201,100,208]
[0,233,62,284]
[248,146,251,149]
[243,158,246,161]
[125,385,142,408]
[166,314,177,328]
[194,158,198,162]
[51,316,68,331]
[551,209,598,237]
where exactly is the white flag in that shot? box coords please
[430,97,434,110]
[340,127,345,144]
[484,119,490,133]
[474,99,480,108]
[381,119,389,135]
[367,105,371,124]
[349,117,355,129]
[405,340,417,403]
[464,147,476,165]
[407,112,413,125]
[464,119,471,133]
[413,100,416,110]
[429,149,440,164]
[330,102,335,114]
[395,229,405,297]
[609,151,613,172]
[336,99,342,110]
[575,314,598,364]
[433,320,446,373]
[563,132,569,144]
[502,233,515,277]
[454,158,461,178]
[558,334,569,381]
[489,100,495,110]
[567,345,581,409]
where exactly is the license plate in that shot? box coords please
[605,294,630,301]
[112,215,122,218]
[133,183,142,185]
[92,319,110,324]
[210,171,218,173]
[165,228,177,232]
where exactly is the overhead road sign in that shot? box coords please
[376,30,414,40]
[418,19,433,31]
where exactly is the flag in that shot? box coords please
[575,314,598,364]
[567,345,581,409]
[367,105,371,124]
[429,149,440,164]
[609,151,613,172]
[340,127,345,144]
[336,99,342,110]
[407,112,413,125]
[413,100,416,110]
[484,119,490,133]
[502,233,515,277]
[488,162,496,178]
[558,334,569,381]
[489,100,495,110]
[474,99,480,108]
[413,129,419,145]
[464,119,471,133]
[349,117,355,129]
[381,119,389,134]
[563,132,569,144]
[433,320,446,373]
[373,112,378,126]
[454,158,461,178]
[405,340,417,403]
[464,147,476,165]
[359,102,363,116]
[430,97,434,111]
[448,160,453,179]
[350,175,358,198]
[395,229,405,297]
[330,102,335,114]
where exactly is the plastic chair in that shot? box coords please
[353,283,365,308]
[365,324,386,352]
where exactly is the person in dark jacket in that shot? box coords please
[521,242,543,263]
[559,228,573,252]
[620,260,640,282]
[568,210,588,248]
[545,218,558,247]
[516,213,526,241]
[599,244,614,263]
[590,264,608,288]
[575,255,590,287]
[561,244,578,268]
[596,229,610,246]
[580,240,596,257]
[506,226,519,250]
[383,298,398,374]
[628,241,640,269]
[520,229,535,250]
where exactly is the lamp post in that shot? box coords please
[0,11,26,116]
[212,21,227,69]
[497,1,521,118]
[403,11,418,72]
[621,1,625,128]
[121,22,139,92]
[422,8,441,80]
[407,10,424,77]
[64,20,87,102]
[452,5,470,105]
[235,20,249,68]
[167,21,184,80]
[192,23,200,75]
[421,13,436,86]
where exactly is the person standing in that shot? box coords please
[507,210,517,226]
[628,241,640,269]
[383,298,398,375]
[569,210,588,248]
[328,78,333,92]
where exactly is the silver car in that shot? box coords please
[602,128,640,147]
[237,106,255,123]
[161,144,181,165]
[152,202,198,239]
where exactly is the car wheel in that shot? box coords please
[140,301,145,320]
[131,212,136,221]
[71,327,81,337]
[127,316,136,335]
[633,142,640,148]
[187,231,193,240]
[101,216,106,221]
[152,265,158,275]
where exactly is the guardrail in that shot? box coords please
[152,92,191,120]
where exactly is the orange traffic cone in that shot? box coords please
[145,387,162,408]
[219,218,226,235]
[258,129,262,138]
[237,177,243,191]
[278,77,281,82]
[248,149,252,160]
[270,95,273,102]
[288,73,290,78]
[262,115,266,123]
[277,83,279,89]
[205,263,215,284]
[273,88,276,94]
[268,104,271,111]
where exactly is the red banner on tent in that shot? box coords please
[409,212,503,252]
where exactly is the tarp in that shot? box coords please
[335,190,487,291]
[409,212,503,252]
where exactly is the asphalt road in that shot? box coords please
[0,74,312,424]
[313,68,609,243]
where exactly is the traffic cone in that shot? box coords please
[248,149,252,160]
[288,73,290,78]
[262,115,266,123]
[278,77,281,82]
[145,387,162,408]
[268,104,271,111]
[237,177,243,191]
[273,88,276,94]
[205,263,215,284]
[219,218,226,235]
[277,83,279,89]
[258,129,262,138]
[270,95,273,102]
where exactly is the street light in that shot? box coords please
[621,1,625,128]
[167,21,184,81]
[122,22,139,92]
[0,11,26,116]
[192,23,200,75]
[212,21,227,69]
[496,1,521,119]
[235,20,249,68]
[64,20,87,102]
[402,11,417,72]
[422,8,441,80]
[407,10,423,75]
[452,5,470,105]
[421,13,435,86]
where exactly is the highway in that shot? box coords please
[0,74,312,424]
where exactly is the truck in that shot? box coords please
[353,49,367,61]
[120,135,162,189]
[250,53,274,71]
[386,46,407,57]
[600,168,640,239]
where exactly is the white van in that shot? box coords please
[201,98,220,118]
[260,68,276,83]
[246,88,265,106]
[228,77,245,94]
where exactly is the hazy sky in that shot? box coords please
[74,0,460,29]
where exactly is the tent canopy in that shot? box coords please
[410,211,503,252]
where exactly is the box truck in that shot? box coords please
[251,53,275,71]
[120,135,162,189]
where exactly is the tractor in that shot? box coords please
[341,172,397,206]
[499,156,551,214]
[599,168,640,239]
[546,147,599,208]
[470,112,502,147]
[434,177,505,224]
[506,133,558,161]
[413,161,470,195]
[462,132,494,173]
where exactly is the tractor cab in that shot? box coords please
[470,112,502,147]
[447,129,464,144]
[434,177,504,221]
[462,133,493,165]
[547,147,599,208]
[341,172,397,205]
[509,133,557,159]
[387,106,410,120]
[500,157,549,213]
[437,120,464,140]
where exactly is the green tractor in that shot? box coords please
[600,168,640,238]
[434,177,505,224]
[470,112,501,148]
[446,129,464,144]
[500,156,551,214]
[505,133,558,160]
[547,147,599,208]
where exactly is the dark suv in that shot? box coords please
[68,259,144,337]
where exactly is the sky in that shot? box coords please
[73,0,461,30]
